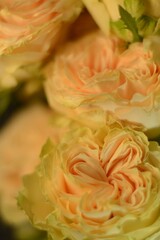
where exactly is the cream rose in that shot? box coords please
[0,103,55,225]
[45,31,160,138]
[18,117,160,240]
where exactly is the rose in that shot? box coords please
[0,0,83,56]
[0,103,55,225]
[18,116,160,240]
[0,0,83,90]
[45,31,125,112]
[0,0,83,83]
[45,31,160,138]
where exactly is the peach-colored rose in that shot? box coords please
[0,0,83,56]
[0,0,83,90]
[45,31,160,138]
[45,31,125,108]
[0,103,55,225]
[18,117,160,240]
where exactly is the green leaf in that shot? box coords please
[111,20,133,42]
[137,15,157,37]
[119,5,142,42]
[124,0,145,18]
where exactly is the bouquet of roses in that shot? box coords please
[0,0,160,240]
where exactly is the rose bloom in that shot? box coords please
[45,31,160,138]
[0,0,83,56]
[0,0,83,90]
[0,103,56,225]
[18,116,160,240]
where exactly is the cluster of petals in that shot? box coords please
[0,0,83,56]
[0,0,83,90]
[45,31,160,137]
[19,117,160,240]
